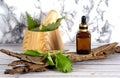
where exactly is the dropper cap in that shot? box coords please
[81,16,86,24]
[80,16,88,27]
[79,16,88,32]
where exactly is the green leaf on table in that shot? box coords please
[55,54,72,73]
[46,53,55,66]
[23,50,42,56]
[40,17,65,31]
[26,12,38,30]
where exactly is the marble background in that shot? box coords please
[0,0,120,44]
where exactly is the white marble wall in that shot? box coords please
[0,0,120,44]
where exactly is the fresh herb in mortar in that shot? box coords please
[23,50,72,73]
[26,13,65,32]
[26,12,38,30]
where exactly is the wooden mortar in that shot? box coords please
[22,28,64,52]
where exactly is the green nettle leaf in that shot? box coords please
[40,17,65,31]
[46,53,55,66]
[30,27,41,31]
[26,12,38,30]
[54,16,65,28]
[40,25,50,31]
[23,50,42,56]
[55,54,72,73]
[21,49,72,73]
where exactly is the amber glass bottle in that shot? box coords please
[76,16,91,54]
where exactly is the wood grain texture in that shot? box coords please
[39,10,58,29]
[22,28,64,52]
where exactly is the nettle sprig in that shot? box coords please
[22,50,72,73]
[26,13,64,32]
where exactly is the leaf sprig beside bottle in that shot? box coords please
[22,50,72,73]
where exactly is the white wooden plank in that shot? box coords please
[1,71,120,78]
[19,71,120,77]
[0,74,19,78]
[0,44,22,52]
[0,59,15,64]
[0,69,19,78]
[0,52,18,59]
[0,64,120,72]
[0,77,17,78]
[18,77,120,78]
[0,65,12,72]
[73,65,120,72]
[1,65,120,77]
[0,65,120,78]
[0,52,18,64]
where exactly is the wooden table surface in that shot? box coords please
[0,44,120,78]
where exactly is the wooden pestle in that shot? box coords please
[22,10,64,52]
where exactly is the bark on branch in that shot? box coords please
[0,42,120,74]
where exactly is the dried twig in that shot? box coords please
[5,60,47,74]
[65,42,118,62]
[0,49,44,64]
[5,65,46,74]
[0,42,120,74]
[114,46,120,53]
[8,60,45,66]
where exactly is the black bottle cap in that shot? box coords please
[81,16,86,24]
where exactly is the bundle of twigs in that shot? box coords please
[0,42,120,74]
